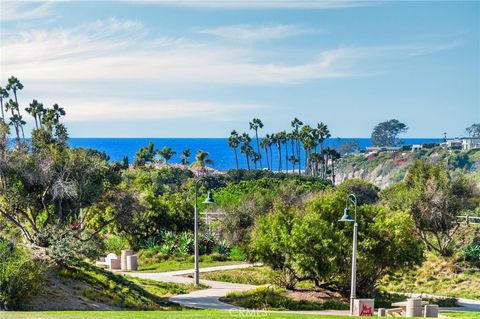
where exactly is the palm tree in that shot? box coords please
[0,87,9,123]
[228,130,241,169]
[42,108,56,133]
[289,154,297,174]
[193,149,214,174]
[6,77,25,139]
[317,122,331,179]
[287,132,296,173]
[249,118,264,169]
[252,152,261,169]
[277,131,287,173]
[260,135,271,170]
[240,133,253,170]
[9,114,25,142]
[300,125,315,176]
[158,146,176,164]
[5,100,19,140]
[25,99,44,129]
[181,148,191,165]
[291,118,303,174]
[51,104,66,124]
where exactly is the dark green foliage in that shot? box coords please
[464,238,480,265]
[337,179,379,205]
[223,286,348,311]
[336,140,360,156]
[227,169,330,185]
[371,119,408,147]
[250,190,424,294]
[0,239,44,310]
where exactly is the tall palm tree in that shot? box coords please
[6,77,25,139]
[289,154,297,174]
[51,104,66,124]
[287,132,296,173]
[5,100,20,140]
[300,125,315,176]
[240,133,252,170]
[193,149,214,174]
[260,135,271,170]
[158,146,176,164]
[9,114,25,142]
[228,130,241,170]
[0,87,9,123]
[317,122,331,179]
[249,118,264,169]
[291,118,303,174]
[25,99,44,129]
[181,148,191,165]
[252,152,261,169]
[277,131,288,173]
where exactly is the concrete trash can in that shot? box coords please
[353,299,374,316]
[121,250,133,270]
[406,298,423,317]
[424,305,439,318]
[126,255,138,271]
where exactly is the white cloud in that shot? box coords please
[197,24,317,41]
[62,98,262,122]
[0,2,55,21]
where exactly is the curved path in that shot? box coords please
[122,264,480,315]
[123,264,258,309]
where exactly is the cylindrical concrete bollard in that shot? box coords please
[406,299,423,317]
[424,305,439,318]
[378,308,386,317]
[121,250,133,270]
[126,255,138,271]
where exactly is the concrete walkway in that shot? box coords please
[122,264,480,315]
[123,264,258,310]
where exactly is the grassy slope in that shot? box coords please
[2,311,477,319]
[29,262,198,310]
[203,266,272,285]
[379,254,480,300]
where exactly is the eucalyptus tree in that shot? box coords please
[228,130,241,169]
[291,118,303,174]
[0,87,8,122]
[240,133,253,170]
[249,118,264,169]
[158,146,176,164]
[260,135,271,170]
[25,99,44,129]
[181,148,191,165]
[193,149,214,174]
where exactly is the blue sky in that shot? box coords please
[1,0,479,138]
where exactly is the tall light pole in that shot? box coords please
[338,193,358,316]
[194,178,215,287]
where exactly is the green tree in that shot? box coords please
[260,135,271,170]
[133,142,156,167]
[0,87,8,123]
[381,161,479,256]
[336,140,360,156]
[249,118,264,169]
[181,148,191,165]
[25,100,44,129]
[6,77,25,140]
[240,133,253,170]
[291,118,303,174]
[158,146,176,164]
[466,123,480,138]
[228,130,241,169]
[371,119,408,147]
[192,149,214,174]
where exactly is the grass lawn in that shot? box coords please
[1,310,477,319]
[203,265,272,285]
[138,256,245,273]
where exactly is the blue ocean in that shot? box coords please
[67,138,441,171]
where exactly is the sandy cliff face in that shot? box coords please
[335,148,480,189]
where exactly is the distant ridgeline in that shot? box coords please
[335,145,480,188]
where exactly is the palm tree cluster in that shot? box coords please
[0,76,67,144]
[228,118,341,183]
[133,142,214,173]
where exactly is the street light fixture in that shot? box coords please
[194,179,215,287]
[339,193,358,316]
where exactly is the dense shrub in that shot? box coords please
[250,190,424,294]
[0,239,44,310]
[464,238,480,265]
[104,234,130,255]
